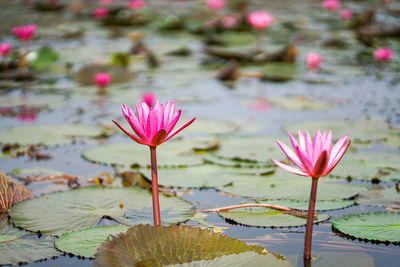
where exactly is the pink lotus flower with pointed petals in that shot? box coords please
[271,130,350,178]
[205,0,225,10]
[113,100,196,147]
[128,0,146,9]
[323,0,340,11]
[94,72,111,88]
[141,92,155,107]
[247,11,275,29]
[374,47,392,61]
[0,43,11,57]
[92,8,108,18]
[306,52,323,70]
[12,25,37,41]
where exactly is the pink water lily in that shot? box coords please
[12,24,36,41]
[94,72,111,88]
[374,47,392,61]
[0,43,11,57]
[113,100,196,147]
[306,52,323,70]
[205,0,225,10]
[247,11,275,29]
[271,130,350,178]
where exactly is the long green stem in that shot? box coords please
[150,146,161,226]
[304,177,319,260]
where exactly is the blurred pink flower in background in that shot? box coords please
[128,0,146,9]
[99,0,114,5]
[247,11,275,29]
[221,16,238,29]
[94,72,111,88]
[306,52,323,70]
[92,8,108,18]
[12,25,37,41]
[0,43,11,57]
[374,47,392,61]
[204,19,218,28]
[205,0,225,10]
[323,0,340,11]
[17,108,37,123]
[250,96,270,111]
[340,9,353,20]
[141,92,155,108]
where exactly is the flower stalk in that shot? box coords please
[304,177,319,260]
[150,146,161,226]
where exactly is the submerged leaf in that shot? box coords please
[355,187,400,209]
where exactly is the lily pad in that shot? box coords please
[82,139,206,167]
[0,124,104,146]
[94,224,292,267]
[217,169,369,200]
[261,63,298,82]
[27,46,59,70]
[8,186,194,235]
[219,32,256,46]
[0,94,65,108]
[355,187,400,209]
[55,225,129,258]
[73,64,135,85]
[312,252,375,267]
[332,212,400,243]
[219,207,330,227]
[270,96,331,110]
[263,199,355,211]
[183,118,238,135]
[0,214,60,265]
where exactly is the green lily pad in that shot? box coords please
[0,94,65,108]
[332,212,400,243]
[355,187,400,209]
[27,46,59,70]
[73,64,135,85]
[217,169,369,200]
[270,96,331,110]
[211,136,289,164]
[183,118,238,135]
[0,214,60,265]
[94,224,292,267]
[261,63,298,82]
[8,186,194,235]
[82,139,206,167]
[312,252,375,267]
[284,117,400,147]
[219,32,256,46]
[219,207,330,227]
[55,225,129,258]
[263,199,355,211]
[0,124,104,146]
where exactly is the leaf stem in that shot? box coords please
[199,203,291,213]
[150,146,161,226]
[304,177,319,260]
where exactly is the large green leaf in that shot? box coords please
[332,212,400,243]
[183,118,238,135]
[355,187,400,209]
[263,199,355,211]
[55,225,129,258]
[219,207,329,227]
[0,214,60,265]
[0,124,104,146]
[94,224,293,267]
[217,169,369,200]
[82,140,206,167]
[8,186,194,235]
[269,96,331,111]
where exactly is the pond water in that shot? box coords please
[0,0,399,266]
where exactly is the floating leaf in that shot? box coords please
[94,224,292,267]
[0,214,60,265]
[332,212,400,243]
[262,199,354,211]
[0,94,65,108]
[183,118,238,135]
[269,96,331,110]
[74,64,135,85]
[27,46,59,70]
[55,225,129,258]
[8,186,194,235]
[0,124,104,146]
[0,171,31,212]
[261,63,298,82]
[311,252,375,267]
[217,169,369,200]
[83,139,206,167]
[219,206,329,227]
[355,187,400,209]
[219,32,256,46]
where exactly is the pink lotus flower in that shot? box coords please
[12,25,37,41]
[99,0,114,5]
[17,108,37,122]
[323,0,340,11]
[205,0,225,10]
[306,52,323,70]
[271,130,350,178]
[203,19,217,29]
[221,16,238,29]
[92,8,108,18]
[0,43,11,57]
[141,92,155,108]
[374,47,392,61]
[340,9,353,20]
[247,11,275,29]
[128,0,146,9]
[113,100,196,147]
[94,72,111,88]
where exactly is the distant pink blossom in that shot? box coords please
[221,16,238,29]
[250,96,270,111]
[94,72,111,88]
[383,0,392,2]
[12,25,37,41]
[99,0,114,5]
[340,9,353,20]
[92,8,108,18]
[247,11,275,29]
[128,0,146,9]
[205,0,225,10]
[374,47,392,61]
[141,92,155,107]
[0,43,11,57]
[204,19,217,28]
[323,0,340,11]
[17,108,36,122]
[306,52,323,70]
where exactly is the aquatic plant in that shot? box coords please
[12,25,36,41]
[305,52,323,70]
[128,0,146,9]
[141,92,155,107]
[113,100,195,225]
[323,0,340,11]
[340,9,353,20]
[94,72,111,90]
[92,8,108,18]
[271,130,350,260]
[374,47,392,61]
[247,11,275,51]
[205,0,225,10]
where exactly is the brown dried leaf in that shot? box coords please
[0,171,31,212]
